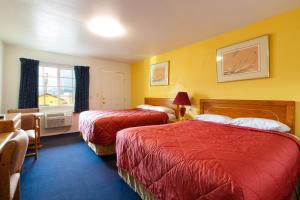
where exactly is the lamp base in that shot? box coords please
[179,106,186,120]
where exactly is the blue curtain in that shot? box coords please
[74,66,90,113]
[18,58,39,109]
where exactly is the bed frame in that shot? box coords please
[83,97,176,156]
[200,99,295,134]
[119,99,297,200]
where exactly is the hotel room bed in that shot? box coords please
[79,98,177,155]
[116,99,299,200]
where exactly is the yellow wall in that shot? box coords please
[131,8,300,135]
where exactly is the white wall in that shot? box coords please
[0,41,3,113]
[2,44,131,135]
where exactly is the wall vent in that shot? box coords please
[45,112,72,128]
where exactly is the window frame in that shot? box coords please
[38,62,75,108]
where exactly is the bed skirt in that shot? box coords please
[118,168,299,200]
[81,132,115,156]
[118,169,157,200]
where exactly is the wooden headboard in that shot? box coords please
[144,98,178,118]
[200,99,295,133]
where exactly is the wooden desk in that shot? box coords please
[0,113,21,133]
[0,132,15,149]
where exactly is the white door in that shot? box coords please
[99,70,126,110]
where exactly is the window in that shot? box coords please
[38,64,75,107]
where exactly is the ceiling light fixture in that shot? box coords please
[87,17,126,38]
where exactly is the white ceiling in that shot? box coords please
[0,0,299,63]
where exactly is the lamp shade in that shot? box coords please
[173,92,191,106]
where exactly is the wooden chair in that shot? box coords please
[0,130,29,200]
[7,108,40,160]
[21,114,40,159]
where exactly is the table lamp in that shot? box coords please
[172,92,191,120]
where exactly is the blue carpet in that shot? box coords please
[21,132,141,200]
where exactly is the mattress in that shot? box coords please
[116,120,300,200]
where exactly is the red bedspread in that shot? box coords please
[79,109,168,145]
[116,120,300,200]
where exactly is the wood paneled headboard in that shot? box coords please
[144,98,178,118]
[200,99,295,134]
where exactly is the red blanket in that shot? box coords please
[79,109,168,145]
[116,120,300,200]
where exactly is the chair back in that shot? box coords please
[0,139,15,200]
[10,130,29,174]
[0,130,29,200]
[20,114,36,131]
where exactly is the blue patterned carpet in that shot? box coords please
[21,132,140,200]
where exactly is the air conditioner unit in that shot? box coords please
[45,112,72,129]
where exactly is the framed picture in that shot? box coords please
[150,61,169,86]
[216,35,269,82]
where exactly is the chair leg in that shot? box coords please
[26,142,38,159]
[34,118,39,160]
[37,117,42,148]
[13,180,20,200]
[34,139,38,160]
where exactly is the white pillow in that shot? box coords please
[195,114,232,124]
[136,104,153,110]
[230,117,290,133]
[149,106,176,115]
[137,105,175,115]
[167,113,177,121]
